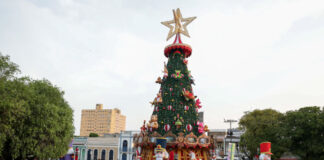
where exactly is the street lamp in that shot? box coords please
[224,119,238,158]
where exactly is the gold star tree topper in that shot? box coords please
[161,8,196,41]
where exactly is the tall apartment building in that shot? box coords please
[80,104,126,136]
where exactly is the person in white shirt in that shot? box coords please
[188,150,196,160]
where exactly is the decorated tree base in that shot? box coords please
[140,147,210,160]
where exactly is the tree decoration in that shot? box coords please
[183,59,188,65]
[150,92,163,105]
[163,62,168,78]
[195,99,202,109]
[175,119,182,129]
[154,106,159,112]
[172,70,184,79]
[186,124,193,132]
[155,77,162,84]
[203,125,209,132]
[141,120,147,133]
[169,88,173,92]
[164,124,171,132]
[197,121,204,134]
[184,105,189,111]
[182,88,195,101]
[174,50,182,56]
[167,105,173,111]
[149,115,159,129]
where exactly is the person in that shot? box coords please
[259,142,272,160]
[169,148,175,160]
[188,150,196,160]
[259,153,271,160]
[154,145,169,160]
[211,153,216,160]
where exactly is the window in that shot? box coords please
[94,149,98,160]
[101,150,106,160]
[122,140,128,152]
[87,149,92,160]
[109,150,114,160]
[122,153,127,160]
[82,149,86,160]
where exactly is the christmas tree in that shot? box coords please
[134,9,214,160]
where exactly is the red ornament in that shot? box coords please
[186,124,193,132]
[168,105,173,111]
[170,88,173,92]
[164,124,171,131]
[172,109,175,111]
[195,99,202,109]
[163,107,166,110]
[183,59,188,65]
[154,106,159,112]
[184,105,189,111]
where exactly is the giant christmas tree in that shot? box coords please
[134,9,214,160]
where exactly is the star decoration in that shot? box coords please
[161,8,196,41]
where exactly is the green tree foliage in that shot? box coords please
[239,109,285,159]
[89,133,99,137]
[150,50,199,136]
[0,53,74,159]
[0,53,20,79]
[281,106,324,159]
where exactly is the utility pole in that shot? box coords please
[224,119,238,158]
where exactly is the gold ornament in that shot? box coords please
[161,8,196,41]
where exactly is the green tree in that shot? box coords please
[89,133,99,137]
[0,53,20,79]
[281,106,324,159]
[239,109,286,159]
[149,49,200,136]
[0,54,74,159]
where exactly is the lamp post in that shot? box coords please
[224,119,237,158]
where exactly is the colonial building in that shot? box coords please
[80,104,126,136]
[118,130,140,160]
[73,134,120,160]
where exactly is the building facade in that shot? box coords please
[73,134,120,160]
[80,104,126,136]
[118,130,140,160]
[208,129,227,159]
[208,129,246,160]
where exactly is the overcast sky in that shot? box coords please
[1,0,324,135]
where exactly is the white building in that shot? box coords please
[118,130,140,160]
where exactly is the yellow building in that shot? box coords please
[80,104,126,136]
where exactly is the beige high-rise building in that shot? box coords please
[80,104,126,136]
